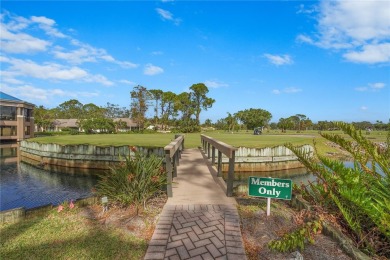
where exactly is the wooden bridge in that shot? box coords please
[144,135,247,259]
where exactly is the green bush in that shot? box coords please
[286,122,389,257]
[95,147,166,214]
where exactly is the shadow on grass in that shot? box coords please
[0,210,148,260]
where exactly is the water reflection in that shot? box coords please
[0,146,98,211]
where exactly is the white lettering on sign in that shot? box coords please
[254,178,290,188]
[258,179,290,188]
[251,178,260,185]
[258,187,281,197]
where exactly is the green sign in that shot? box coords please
[248,177,292,200]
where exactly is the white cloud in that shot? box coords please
[53,41,138,68]
[156,8,181,25]
[31,15,66,38]
[52,47,97,64]
[1,56,116,86]
[343,43,390,64]
[0,26,51,53]
[264,54,293,66]
[0,83,99,102]
[204,80,229,88]
[85,74,114,86]
[355,82,386,92]
[272,87,302,94]
[361,106,368,111]
[119,80,136,85]
[369,82,385,89]
[30,16,55,26]
[151,51,164,56]
[144,64,164,76]
[299,0,390,64]
[355,87,368,92]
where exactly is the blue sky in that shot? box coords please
[1,1,389,123]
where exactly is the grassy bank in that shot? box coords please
[0,192,167,259]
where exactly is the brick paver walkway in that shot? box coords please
[144,149,247,260]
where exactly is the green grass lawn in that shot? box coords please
[0,209,147,260]
[30,130,388,157]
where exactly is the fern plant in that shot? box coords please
[286,122,389,257]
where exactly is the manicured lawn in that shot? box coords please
[0,209,147,260]
[30,130,388,157]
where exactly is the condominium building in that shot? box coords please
[0,92,35,143]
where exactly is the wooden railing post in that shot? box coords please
[217,150,222,177]
[211,146,216,165]
[164,134,184,197]
[165,152,173,197]
[227,150,235,197]
[173,152,178,178]
[207,143,211,159]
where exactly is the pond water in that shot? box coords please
[223,167,316,188]
[0,146,98,211]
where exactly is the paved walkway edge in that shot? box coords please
[145,204,247,260]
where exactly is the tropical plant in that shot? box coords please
[286,122,390,257]
[95,147,167,214]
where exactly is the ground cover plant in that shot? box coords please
[237,198,351,260]
[285,122,390,257]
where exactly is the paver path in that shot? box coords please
[145,149,247,260]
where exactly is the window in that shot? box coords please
[24,108,33,122]
[25,126,31,135]
[0,126,17,136]
[0,106,17,121]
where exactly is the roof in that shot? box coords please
[53,119,79,128]
[113,118,138,127]
[0,91,35,107]
[0,91,22,102]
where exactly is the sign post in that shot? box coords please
[248,176,292,216]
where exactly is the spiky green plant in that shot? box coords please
[95,147,166,214]
[286,122,389,257]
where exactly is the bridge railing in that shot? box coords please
[200,134,237,197]
[164,134,184,197]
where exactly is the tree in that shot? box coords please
[34,105,55,131]
[277,118,294,132]
[130,85,150,130]
[235,108,272,130]
[174,92,200,132]
[189,83,215,125]
[175,92,194,123]
[226,112,237,132]
[105,102,130,118]
[149,89,163,126]
[203,119,212,127]
[57,99,83,119]
[160,91,177,130]
[82,103,106,119]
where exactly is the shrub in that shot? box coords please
[95,147,166,214]
[286,122,389,257]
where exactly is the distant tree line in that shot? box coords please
[34,82,388,134]
[209,113,389,132]
[34,100,130,133]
